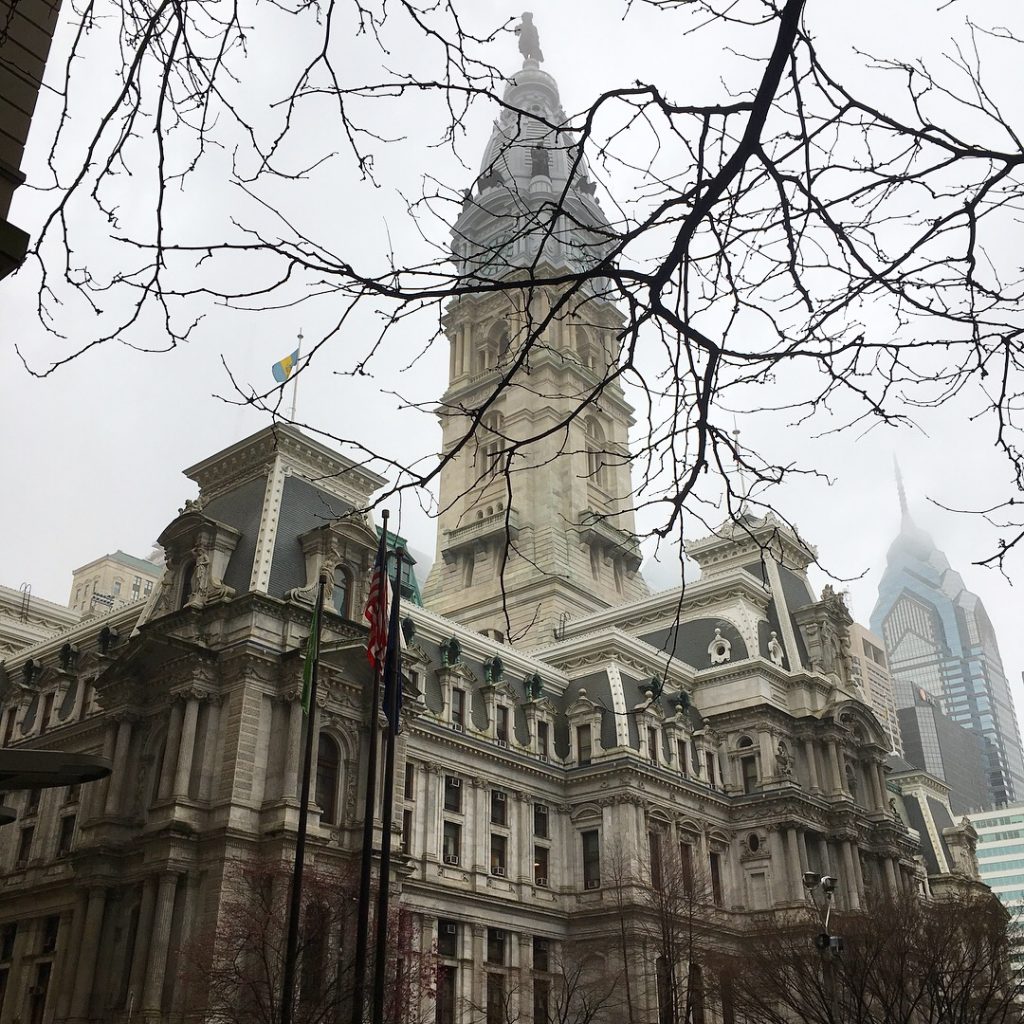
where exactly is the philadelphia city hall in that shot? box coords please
[0,16,984,1024]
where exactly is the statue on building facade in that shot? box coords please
[767,631,785,667]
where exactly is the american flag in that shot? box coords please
[364,531,391,675]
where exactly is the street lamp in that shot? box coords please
[803,872,842,1016]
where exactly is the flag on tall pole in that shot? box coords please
[350,512,389,1024]
[372,547,404,1024]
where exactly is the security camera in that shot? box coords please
[820,876,838,894]
[802,871,821,890]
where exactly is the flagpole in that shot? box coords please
[281,571,326,1024]
[289,330,303,421]
[350,510,389,1024]
[372,547,403,1024]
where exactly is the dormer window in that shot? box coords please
[577,724,592,766]
[451,689,465,730]
[647,726,660,765]
[537,720,550,758]
[332,566,351,618]
[496,706,510,745]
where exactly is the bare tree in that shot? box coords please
[181,858,435,1024]
[717,891,1024,1024]
[15,1,1024,571]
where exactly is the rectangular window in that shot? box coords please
[577,725,592,766]
[41,916,59,954]
[680,842,694,896]
[401,809,413,856]
[741,755,759,795]
[131,577,141,599]
[444,776,462,813]
[487,928,506,965]
[534,845,549,886]
[677,740,688,775]
[56,816,76,858]
[436,965,457,1024]
[39,694,55,736]
[404,764,416,800]
[533,936,550,972]
[451,689,465,728]
[438,920,458,959]
[486,973,505,1024]
[0,925,16,961]
[705,752,717,788]
[496,706,510,744]
[537,720,549,757]
[490,834,507,875]
[16,827,33,866]
[491,790,507,826]
[534,803,549,839]
[648,726,659,764]
[26,789,40,816]
[443,821,461,864]
[649,831,663,890]
[582,830,601,889]
[534,978,551,1024]
[710,852,723,906]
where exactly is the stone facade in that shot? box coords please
[69,552,163,615]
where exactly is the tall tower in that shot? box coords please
[872,465,1024,809]
[421,21,648,643]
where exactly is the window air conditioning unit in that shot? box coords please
[443,854,460,865]
[496,740,509,749]
[448,777,460,788]
[585,879,601,890]
[492,866,506,877]
[444,923,457,935]
[537,754,548,762]
[535,876,548,887]
[451,723,464,733]
[494,791,506,802]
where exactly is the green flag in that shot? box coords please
[301,603,320,715]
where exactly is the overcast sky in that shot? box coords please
[2,1,1022,727]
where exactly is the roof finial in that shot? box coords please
[894,456,910,521]
[516,12,543,65]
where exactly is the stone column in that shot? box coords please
[142,872,179,1012]
[471,924,486,1012]
[876,763,889,809]
[840,842,860,910]
[796,829,810,874]
[104,716,134,815]
[69,887,107,1018]
[283,697,303,801]
[786,828,803,902]
[53,893,88,1020]
[883,856,899,895]
[868,760,885,810]
[827,740,844,795]
[199,697,221,801]
[423,767,440,862]
[758,731,776,779]
[851,843,866,899]
[803,739,820,792]
[158,701,184,801]
[173,696,200,799]
[768,828,787,906]
[128,876,157,1008]
[516,793,530,885]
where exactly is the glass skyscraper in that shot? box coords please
[871,471,1024,809]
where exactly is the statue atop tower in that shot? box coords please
[516,12,544,64]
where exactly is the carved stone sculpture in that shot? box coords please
[708,628,731,666]
[767,631,785,667]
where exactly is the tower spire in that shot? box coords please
[894,456,910,522]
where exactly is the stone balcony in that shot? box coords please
[578,509,642,572]
[441,507,522,562]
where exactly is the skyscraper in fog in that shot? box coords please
[871,470,1024,808]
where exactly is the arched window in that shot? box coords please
[332,566,351,618]
[585,417,608,489]
[575,326,594,369]
[179,562,196,609]
[315,734,341,825]
[480,412,504,472]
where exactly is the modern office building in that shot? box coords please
[871,472,1024,808]
[966,806,1024,973]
